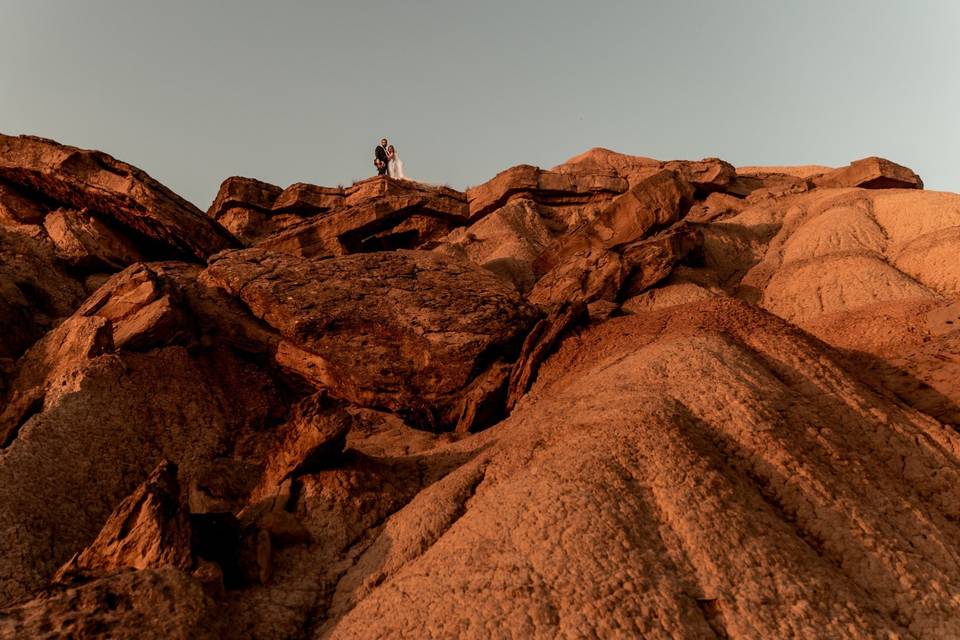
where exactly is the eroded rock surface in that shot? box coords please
[5,141,960,639]
[326,300,960,639]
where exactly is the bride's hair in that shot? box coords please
[387,145,396,153]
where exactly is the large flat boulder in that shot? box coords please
[202,248,540,429]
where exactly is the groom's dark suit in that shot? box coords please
[375,145,389,176]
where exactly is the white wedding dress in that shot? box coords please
[388,155,407,179]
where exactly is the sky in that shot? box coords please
[2,1,958,207]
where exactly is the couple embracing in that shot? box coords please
[374,138,406,179]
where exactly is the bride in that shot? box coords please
[386,145,407,179]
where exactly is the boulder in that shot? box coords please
[662,157,736,193]
[43,207,141,270]
[253,392,353,493]
[618,223,703,298]
[207,177,286,244]
[685,191,746,223]
[0,134,237,260]
[208,177,283,219]
[433,198,554,293]
[55,461,192,578]
[270,182,345,215]
[202,248,540,429]
[528,172,698,308]
[528,248,627,308]
[76,262,193,351]
[813,156,923,190]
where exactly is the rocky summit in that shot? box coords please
[0,133,959,639]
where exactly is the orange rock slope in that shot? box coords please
[1,134,959,639]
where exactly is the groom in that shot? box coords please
[374,138,389,176]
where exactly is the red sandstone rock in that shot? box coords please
[528,171,698,308]
[208,176,283,218]
[0,315,113,447]
[618,223,703,298]
[43,207,141,271]
[258,189,467,258]
[270,182,346,215]
[254,392,353,492]
[202,248,540,429]
[466,164,628,221]
[433,198,554,293]
[0,134,237,260]
[536,170,695,272]
[55,461,192,578]
[662,157,736,193]
[0,182,45,225]
[76,262,193,351]
[506,302,587,410]
[206,176,286,244]
[3,140,960,639]
[0,225,87,361]
[813,156,923,189]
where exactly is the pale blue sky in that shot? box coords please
[2,1,958,207]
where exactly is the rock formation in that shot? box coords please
[2,134,960,639]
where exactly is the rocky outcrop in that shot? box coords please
[253,392,353,491]
[258,179,468,257]
[527,171,699,309]
[0,339,281,606]
[715,189,960,323]
[0,134,237,260]
[0,315,113,447]
[813,156,923,190]
[7,138,960,639]
[433,198,554,293]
